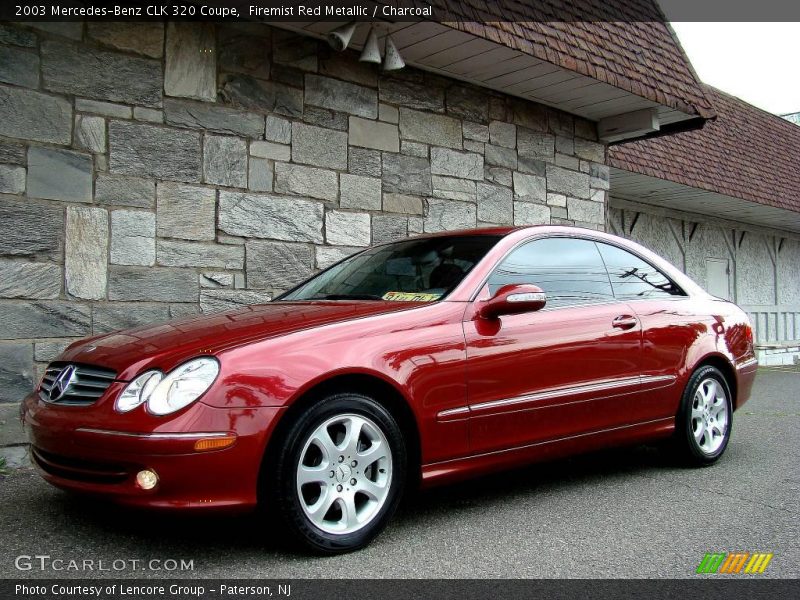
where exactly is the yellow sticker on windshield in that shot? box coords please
[382,291,442,302]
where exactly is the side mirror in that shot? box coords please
[478,284,546,320]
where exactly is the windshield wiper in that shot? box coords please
[309,293,384,301]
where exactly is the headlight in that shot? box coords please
[146,357,220,416]
[116,370,163,413]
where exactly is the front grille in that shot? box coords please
[39,362,117,406]
[32,447,129,484]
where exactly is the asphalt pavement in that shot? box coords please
[1,367,798,579]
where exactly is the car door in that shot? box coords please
[463,236,646,454]
[595,241,698,419]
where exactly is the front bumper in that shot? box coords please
[21,391,283,511]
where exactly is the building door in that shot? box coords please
[706,258,731,300]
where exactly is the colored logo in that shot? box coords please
[696,552,774,574]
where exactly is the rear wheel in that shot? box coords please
[267,392,406,553]
[674,365,733,465]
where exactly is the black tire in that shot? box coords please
[673,365,733,466]
[266,392,406,554]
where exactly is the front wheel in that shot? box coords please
[674,365,733,466]
[267,393,406,553]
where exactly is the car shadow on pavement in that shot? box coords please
[398,443,682,519]
[46,489,276,551]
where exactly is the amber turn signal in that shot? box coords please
[193,436,236,452]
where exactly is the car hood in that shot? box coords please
[59,301,427,379]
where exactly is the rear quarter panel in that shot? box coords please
[711,299,758,409]
[689,298,757,410]
[637,296,756,415]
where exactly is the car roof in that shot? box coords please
[411,224,596,239]
[412,225,524,239]
[437,224,709,301]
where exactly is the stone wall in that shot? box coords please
[0,20,608,453]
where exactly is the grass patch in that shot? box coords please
[0,456,8,476]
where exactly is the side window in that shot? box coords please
[488,237,613,308]
[596,242,685,300]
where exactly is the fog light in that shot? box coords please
[136,469,159,490]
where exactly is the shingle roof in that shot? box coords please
[608,86,800,213]
[432,0,715,119]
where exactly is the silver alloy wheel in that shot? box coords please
[296,413,393,535]
[691,377,729,455]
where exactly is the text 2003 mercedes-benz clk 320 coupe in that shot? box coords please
[21,226,757,553]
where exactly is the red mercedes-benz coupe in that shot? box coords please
[21,226,757,553]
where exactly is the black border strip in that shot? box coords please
[2,0,800,23]
[2,579,799,600]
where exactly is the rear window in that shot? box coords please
[596,242,685,300]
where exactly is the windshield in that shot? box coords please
[280,235,502,302]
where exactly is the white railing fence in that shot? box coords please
[740,305,800,345]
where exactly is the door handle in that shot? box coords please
[612,315,638,330]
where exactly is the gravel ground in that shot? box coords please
[1,367,797,579]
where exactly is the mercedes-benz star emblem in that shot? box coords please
[49,365,77,402]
